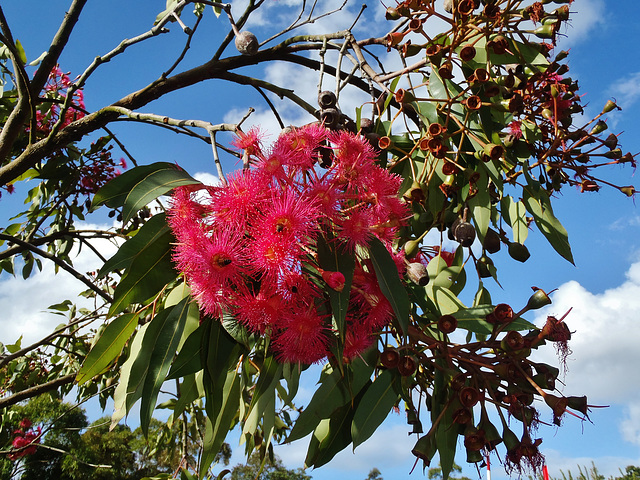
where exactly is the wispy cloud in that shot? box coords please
[609,72,640,110]
[556,0,607,49]
[531,257,640,445]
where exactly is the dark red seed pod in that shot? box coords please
[453,407,473,425]
[459,45,477,62]
[428,122,445,136]
[380,348,400,369]
[465,95,482,110]
[442,161,461,175]
[318,90,337,109]
[450,372,468,391]
[438,62,454,79]
[438,314,458,334]
[504,330,525,350]
[464,429,486,451]
[459,386,481,408]
[493,303,514,324]
[397,355,418,376]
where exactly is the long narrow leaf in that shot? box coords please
[76,313,139,384]
[122,167,201,224]
[368,238,410,335]
[140,297,191,435]
[351,369,400,448]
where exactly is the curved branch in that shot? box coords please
[0,233,113,302]
[0,230,124,262]
[0,37,388,187]
[0,0,88,164]
[0,374,76,410]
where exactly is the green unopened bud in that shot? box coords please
[603,133,618,150]
[533,25,555,39]
[620,186,636,197]
[404,239,421,259]
[567,395,589,416]
[525,288,552,310]
[385,6,401,20]
[590,120,608,135]
[602,100,620,114]
[604,148,623,159]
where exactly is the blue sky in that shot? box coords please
[1,1,640,479]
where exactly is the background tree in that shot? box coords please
[229,452,311,480]
[365,468,383,480]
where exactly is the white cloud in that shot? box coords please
[531,257,640,445]
[609,72,640,110]
[0,222,119,347]
[539,449,640,480]
[556,0,607,49]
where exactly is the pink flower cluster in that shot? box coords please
[35,65,85,134]
[169,124,408,364]
[8,418,41,460]
[78,147,127,195]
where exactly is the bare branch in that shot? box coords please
[0,233,113,302]
[0,374,76,410]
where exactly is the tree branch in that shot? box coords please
[0,0,88,164]
[0,233,113,302]
[0,374,76,410]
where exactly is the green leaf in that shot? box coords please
[200,370,241,478]
[351,369,400,448]
[436,402,458,480]
[99,213,171,277]
[121,167,201,225]
[243,355,282,437]
[92,162,199,212]
[76,313,139,384]
[501,196,529,244]
[468,168,491,241]
[167,322,205,380]
[140,296,191,435]
[172,372,203,419]
[202,320,242,421]
[368,238,410,335]
[14,40,27,64]
[316,232,355,345]
[287,349,376,443]
[522,185,574,264]
[111,322,152,428]
[107,219,177,317]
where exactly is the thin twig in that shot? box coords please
[0,233,113,302]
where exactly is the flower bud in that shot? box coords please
[235,31,259,55]
[590,120,608,135]
[407,262,430,286]
[385,6,401,20]
[620,186,636,197]
[602,99,620,114]
[525,288,552,310]
[321,270,345,291]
